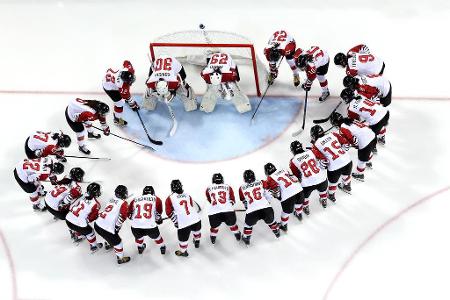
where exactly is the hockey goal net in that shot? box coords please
[149,30,268,96]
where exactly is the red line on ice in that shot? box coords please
[0,229,18,300]
[322,185,450,300]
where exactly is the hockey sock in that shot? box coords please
[29,192,39,203]
[114,242,124,259]
[179,241,188,253]
[281,212,290,226]
[294,203,303,215]
[243,226,253,238]
[356,160,366,174]
[378,127,386,139]
[319,192,327,201]
[76,132,86,147]
[84,122,93,134]
[210,227,219,238]
[86,232,97,247]
[329,183,337,195]
[193,231,201,241]
[343,175,351,185]
[154,235,164,246]
[268,221,279,233]
[114,99,125,119]
[317,75,329,90]
[286,58,299,75]
[229,224,239,234]
[135,237,145,248]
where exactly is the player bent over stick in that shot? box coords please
[13,157,64,211]
[25,130,71,162]
[289,141,328,213]
[263,163,304,232]
[165,180,201,257]
[94,185,131,264]
[65,182,104,253]
[205,173,241,244]
[239,170,280,245]
[143,55,197,112]
[65,98,111,155]
[128,186,166,255]
[200,52,251,113]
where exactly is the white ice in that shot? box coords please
[1,1,450,300]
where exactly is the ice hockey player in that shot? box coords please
[294,46,330,102]
[330,112,376,182]
[65,182,103,253]
[289,141,328,212]
[13,157,64,211]
[340,88,389,147]
[263,163,304,232]
[128,186,166,255]
[65,98,110,155]
[143,55,197,112]
[239,170,280,245]
[25,131,71,162]
[165,179,201,257]
[263,30,300,86]
[334,44,385,77]
[343,74,392,107]
[205,173,241,244]
[102,60,140,126]
[310,125,353,201]
[200,52,251,113]
[44,167,85,220]
[94,185,131,264]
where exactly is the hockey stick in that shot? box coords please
[199,23,213,44]
[250,57,284,124]
[312,102,342,124]
[166,102,178,137]
[92,125,155,151]
[136,110,163,146]
[292,90,309,137]
[162,201,202,221]
[65,155,111,161]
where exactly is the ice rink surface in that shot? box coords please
[1,1,450,300]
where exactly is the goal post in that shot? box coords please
[149,30,268,97]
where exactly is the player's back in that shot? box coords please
[102,68,119,91]
[66,196,99,227]
[129,194,160,229]
[306,46,329,67]
[349,97,387,125]
[341,121,375,149]
[45,185,70,210]
[291,150,327,187]
[167,193,200,228]
[348,54,383,76]
[67,98,95,121]
[95,197,125,233]
[27,131,55,151]
[268,169,302,200]
[361,74,390,97]
[314,133,351,171]
[206,183,234,215]
[240,180,271,213]
[149,55,182,82]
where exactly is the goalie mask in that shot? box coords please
[156,79,170,97]
[210,68,222,86]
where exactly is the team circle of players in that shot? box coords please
[14,30,391,264]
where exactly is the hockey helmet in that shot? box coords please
[114,185,129,199]
[340,88,355,103]
[96,101,110,115]
[52,162,65,175]
[243,169,256,184]
[69,167,85,183]
[264,162,277,176]
[334,52,347,67]
[343,76,359,90]
[310,125,325,142]
[120,70,136,84]
[142,186,155,196]
[57,133,72,148]
[170,179,183,194]
[296,54,311,70]
[86,182,102,198]
[330,112,344,127]
[290,140,304,155]
[212,173,224,184]
[268,46,282,62]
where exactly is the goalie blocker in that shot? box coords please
[200,52,251,114]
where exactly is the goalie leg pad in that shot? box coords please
[178,85,197,112]
[142,89,158,111]
[231,84,251,114]
[200,85,219,113]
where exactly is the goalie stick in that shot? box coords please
[136,110,163,146]
[165,102,178,137]
[312,102,342,124]
[292,90,309,136]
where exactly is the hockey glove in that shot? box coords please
[127,98,140,111]
[102,125,110,136]
[301,82,311,92]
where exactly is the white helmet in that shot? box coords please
[210,71,222,86]
[155,79,169,97]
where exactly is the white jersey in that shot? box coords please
[102,68,127,91]
[266,169,303,201]
[95,197,128,234]
[358,74,391,98]
[66,98,96,123]
[44,182,81,211]
[340,121,376,149]
[348,97,388,125]
[313,132,351,171]
[166,193,200,229]
[203,53,236,74]
[290,150,328,187]
[65,196,100,228]
[205,184,235,216]
[27,131,57,152]
[306,46,330,68]
[239,181,272,214]
[15,157,54,183]
[128,194,162,229]
[266,31,295,53]
[347,54,384,76]
[146,55,183,89]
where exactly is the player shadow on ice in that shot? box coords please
[122,96,301,163]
